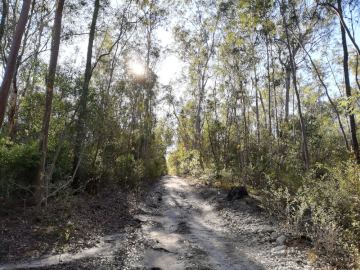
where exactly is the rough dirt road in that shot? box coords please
[0,176,314,269]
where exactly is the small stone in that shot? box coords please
[276,235,287,246]
[272,245,287,254]
[270,231,278,239]
[263,227,275,234]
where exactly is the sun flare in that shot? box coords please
[128,61,146,77]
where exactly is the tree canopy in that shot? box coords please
[0,0,360,266]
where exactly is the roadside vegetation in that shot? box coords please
[0,0,171,207]
[167,0,360,267]
[0,0,359,268]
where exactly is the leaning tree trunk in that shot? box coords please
[337,0,360,163]
[8,0,35,139]
[35,0,65,207]
[72,0,100,189]
[294,35,350,152]
[0,0,31,128]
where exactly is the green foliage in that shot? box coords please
[262,162,360,265]
[0,138,40,198]
[114,154,145,187]
[168,147,202,177]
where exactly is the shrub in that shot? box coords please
[261,161,360,267]
[167,148,202,177]
[0,138,40,199]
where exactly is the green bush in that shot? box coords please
[168,148,202,177]
[261,161,360,266]
[0,138,40,199]
[114,154,138,185]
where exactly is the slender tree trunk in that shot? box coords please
[349,12,360,91]
[0,0,31,128]
[241,81,249,164]
[266,35,272,135]
[195,70,205,151]
[324,2,360,56]
[34,0,65,207]
[281,0,310,169]
[294,34,350,151]
[28,9,45,96]
[271,47,280,138]
[72,0,100,189]
[258,87,267,129]
[142,17,153,159]
[291,59,309,169]
[274,79,280,138]
[7,0,35,139]
[0,0,8,48]
[337,0,360,163]
[356,53,360,91]
[253,67,260,144]
[284,65,291,122]
[195,83,205,170]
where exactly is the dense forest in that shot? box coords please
[0,0,360,268]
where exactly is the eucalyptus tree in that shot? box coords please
[173,0,219,164]
[278,0,315,169]
[0,0,31,128]
[0,0,8,52]
[7,0,49,139]
[137,0,166,159]
[335,0,360,163]
[72,0,101,189]
[312,0,360,163]
[35,0,65,206]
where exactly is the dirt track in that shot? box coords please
[0,176,315,269]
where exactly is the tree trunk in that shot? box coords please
[195,84,205,149]
[294,34,350,152]
[0,0,8,48]
[266,35,272,135]
[337,0,360,163]
[72,0,100,189]
[281,0,310,169]
[141,17,153,159]
[8,75,18,139]
[271,46,280,138]
[284,65,291,122]
[356,53,360,91]
[258,89,267,129]
[253,67,260,144]
[34,0,65,207]
[0,0,31,128]
[351,16,360,91]
[7,0,35,139]
[324,2,360,56]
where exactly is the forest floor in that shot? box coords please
[0,176,326,269]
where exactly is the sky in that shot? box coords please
[58,15,183,90]
[3,0,359,104]
[154,28,183,85]
[59,0,184,87]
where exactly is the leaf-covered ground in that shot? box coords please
[0,184,141,266]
